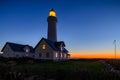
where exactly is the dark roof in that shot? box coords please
[50,8,56,12]
[55,41,65,47]
[34,38,68,53]
[1,42,34,53]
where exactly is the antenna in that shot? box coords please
[113,40,116,59]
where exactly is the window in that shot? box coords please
[16,54,19,58]
[55,52,58,58]
[26,49,29,52]
[24,46,30,53]
[60,46,63,51]
[61,53,62,58]
[42,45,46,49]
[46,52,49,58]
[26,54,28,57]
[64,54,66,58]
[39,53,41,57]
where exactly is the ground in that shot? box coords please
[0,58,120,80]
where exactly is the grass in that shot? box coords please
[105,59,120,70]
[0,58,120,80]
[15,61,104,71]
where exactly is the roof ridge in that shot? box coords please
[6,42,30,46]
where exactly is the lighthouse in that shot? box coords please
[47,9,57,42]
[1,9,70,61]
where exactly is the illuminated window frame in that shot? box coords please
[55,52,58,58]
[42,45,46,49]
[26,49,29,53]
[64,54,66,58]
[61,53,62,58]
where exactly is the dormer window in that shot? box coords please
[42,45,46,49]
[25,49,29,52]
[24,46,30,53]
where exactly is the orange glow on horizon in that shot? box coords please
[70,52,120,59]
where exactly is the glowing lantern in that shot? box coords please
[49,9,56,17]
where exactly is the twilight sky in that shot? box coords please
[1,0,120,58]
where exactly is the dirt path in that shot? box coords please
[100,60,120,77]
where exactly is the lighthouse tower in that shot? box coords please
[47,9,57,42]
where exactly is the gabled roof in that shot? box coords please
[1,42,34,53]
[34,38,68,53]
[55,41,65,47]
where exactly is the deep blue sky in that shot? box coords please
[1,0,120,55]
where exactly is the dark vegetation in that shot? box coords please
[0,57,120,80]
[105,59,120,70]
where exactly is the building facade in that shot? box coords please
[1,42,34,58]
[34,38,70,61]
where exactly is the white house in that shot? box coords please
[1,42,34,58]
[34,38,70,61]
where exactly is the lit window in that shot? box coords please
[64,54,66,58]
[49,11,56,17]
[42,45,46,49]
[55,52,58,58]
[26,49,29,52]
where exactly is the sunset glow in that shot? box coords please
[70,52,120,59]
